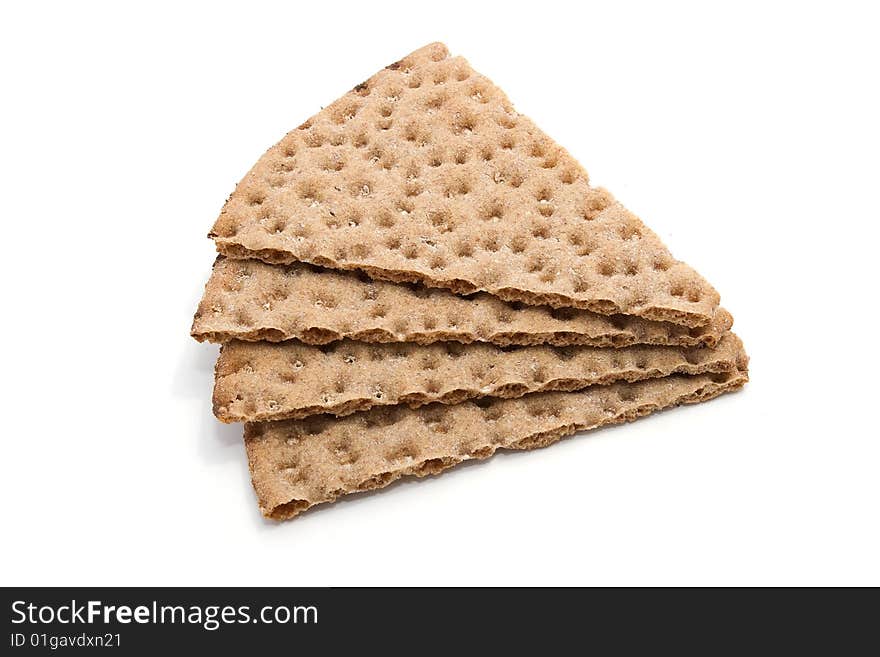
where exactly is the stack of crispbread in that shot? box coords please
[191,43,748,520]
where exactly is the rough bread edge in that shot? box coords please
[190,256,734,349]
[209,41,720,328]
[246,367,748,521]
[217,242,712,328]
[214,332,745,423]
[196,326,722,347]
[192,303,734,349]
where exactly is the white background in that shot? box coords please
[1,1,878,586]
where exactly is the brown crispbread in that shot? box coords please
[210,42,720,327]
[215,332,745,423]
[246,365,749,520]
[192,257,733,348]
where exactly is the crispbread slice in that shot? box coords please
[215,332,745,423]
[210,42,720,327]
[191,257,733,347]
[246,365,749,520]
[192,257,733,348]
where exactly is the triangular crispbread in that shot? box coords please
[246,363,749,520]
[211,43,720,327]
[215,332,744,423]
[191,257,733,348]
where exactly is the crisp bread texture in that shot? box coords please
[210,42,720,328]
[215,332,745,423]
[246,365,749,520]
[192,257,733,347]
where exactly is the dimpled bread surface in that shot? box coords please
[246,364,749,520]
[215,333,745,423]
[210,42,720,328]
[192,257,733,347]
